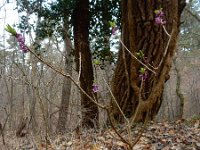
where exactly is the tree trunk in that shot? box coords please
[6,51,15,129]
[29,52,38,132]
[173,56,184,119]
[73,0,98,127]
[111,0,186,123]
[57,24,72,133]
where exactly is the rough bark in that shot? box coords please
[111,0,186,123]
[73,0,98,127]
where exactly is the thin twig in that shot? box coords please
[149,25,173,70]
[156,26,174,68]
[185,8,200,23]
[162,25,171,37]
[98,65,133,147]
[28,48,105,109]
[130,78,144,125]
[102,74,128,123]
[106,109,131,147]
[130,111,149,148]
[119,39,156,75]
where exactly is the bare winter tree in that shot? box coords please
[57,22,73,133]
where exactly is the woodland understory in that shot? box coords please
[0,0,200,149]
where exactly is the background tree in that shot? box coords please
[14,0,120,130]
[90,0,120,63]
[16,0,75,132]
[157,0,200,121]
[73,0,98,128]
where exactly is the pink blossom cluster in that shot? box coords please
[139,72,148,81]
[15,33,29,53]
[155,9,166,25]
[92,84,99,93]
[112,26,118,35]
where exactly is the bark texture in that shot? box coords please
[111,0,186,122]
[73,0,98,127]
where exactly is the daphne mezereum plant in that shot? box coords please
[5,25,29,53]
[4,9,171,148]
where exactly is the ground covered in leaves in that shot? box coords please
[0,120,200,150]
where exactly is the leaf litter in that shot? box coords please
[0,119,199,150]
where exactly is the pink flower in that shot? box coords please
[155,9,166,25]
[155,16,166,25]
[139,72,148,81]
[92,84,99,93]
[19,43,29,53]
[16,34,25,43]
[112,27,118,35]
[15,33,29,53]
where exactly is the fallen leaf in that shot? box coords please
[194,120,200,129]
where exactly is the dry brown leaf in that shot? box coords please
[168,129,175,134]
[92,144,101,150]
[194,120,200,129]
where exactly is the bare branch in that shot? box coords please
[185,8,200,23]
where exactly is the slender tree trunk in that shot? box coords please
[173,56,184,119]
[28,5,43,132]
[29,28,41,133]
[9,51,15,129]
[17,55,26,134]
[111,0,186,123]
[73,0,98,128]
[57,24,72,133]
[29,52,38,132]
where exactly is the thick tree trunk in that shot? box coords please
[111,0,186,123]
[73,0,98,127]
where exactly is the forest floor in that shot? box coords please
[0,119,200,150]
